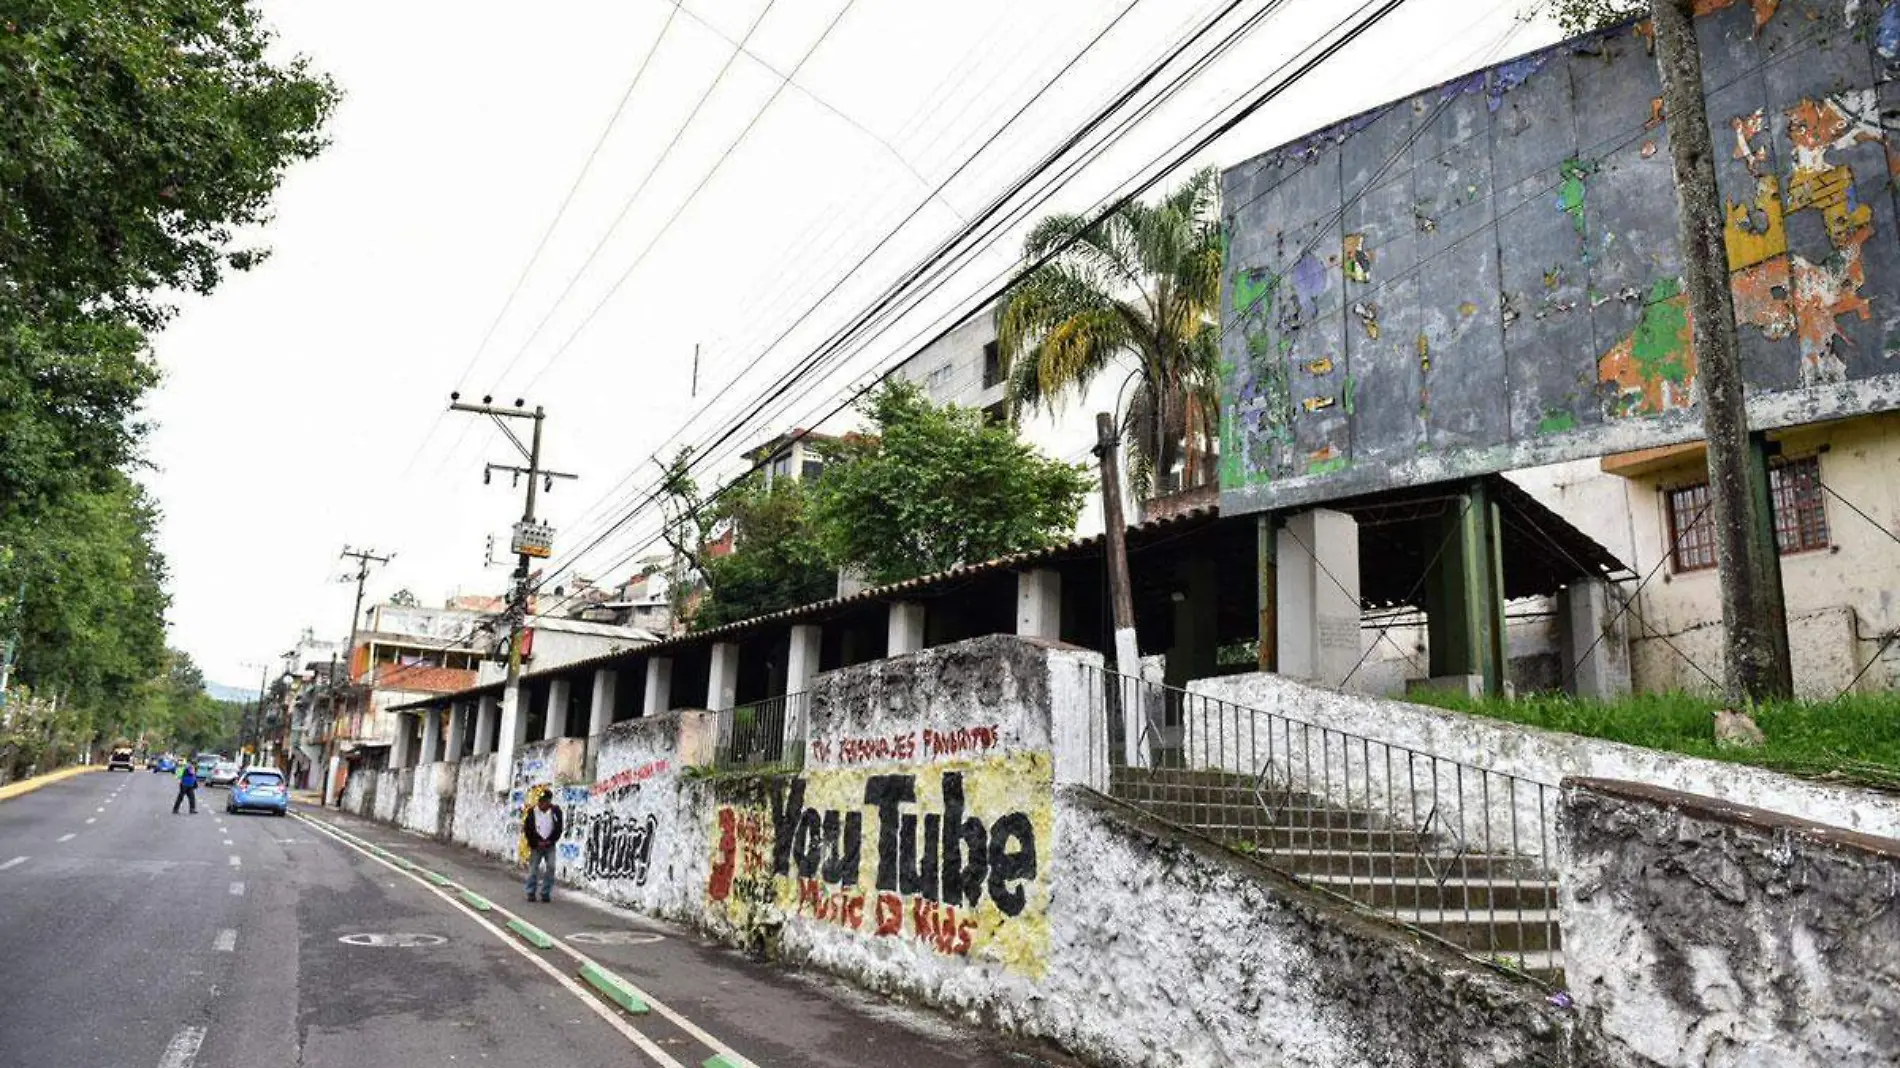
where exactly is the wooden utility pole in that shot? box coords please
[328,546,390,804]
[1095,413,1145,767]
[450,395,575,789]
[1651,0,1792,702]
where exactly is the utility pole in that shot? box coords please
[1095,412,1146,767]
[449,394,576,790]
[1651,0,1793,702]
[328,546,391,804]
[239,659,272,763]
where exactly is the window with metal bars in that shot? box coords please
[1665,454,1828,573]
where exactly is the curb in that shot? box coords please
[506,917,555,949]
[0,764,102,802]
[460,889,494,912]
[578,962,649,1015]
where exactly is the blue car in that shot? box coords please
[153,755,178,774]
[226,768,289,816]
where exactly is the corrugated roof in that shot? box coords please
[390,506,1216,711]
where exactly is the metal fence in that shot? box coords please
[714,693,805,770]
[1080,666,1562,982]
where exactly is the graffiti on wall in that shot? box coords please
[584,811,659,883]
[707,751,1051,974]
[1220,0,1900,513]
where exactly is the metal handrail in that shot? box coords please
[714,692,806,770]
[1083,666,1560,982]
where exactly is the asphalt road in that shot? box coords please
[0,769,1085,1068]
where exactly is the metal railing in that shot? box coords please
[1080,666,1562,980]
[714,692,805,770]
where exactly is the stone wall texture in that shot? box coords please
[1559,777,1900,1068]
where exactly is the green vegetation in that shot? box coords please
[1406,689,1900,789]
[0,0,333,771]
[662,383,1091,627]
[1537,0,1647,37]
[997,166,1223,499]
[812,382,1092,586]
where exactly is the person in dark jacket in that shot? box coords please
[172,763,199,814]
[522,788,564,902]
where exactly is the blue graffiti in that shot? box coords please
[1881,2,1900,64]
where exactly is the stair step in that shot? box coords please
[1123,798,1377,830]
[1186,823,1441,852]
[1245,848,1545,881]
[1303,873,1558,911]
[1388,909,1563,954]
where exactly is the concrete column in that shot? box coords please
[588,669,617,737]
[473,694,498,755]
[784,624,821,760]
[493,681,526,793]
[1560,578,1632,699]
[420,707,442,764]
[1276,508,1362,687]
[642,657,673,717]
[543,677,570,741]
[888,602,926,656]
[1422,480,1509,697]
[390,712,415,769]
[1016,569,1062,640]
[445,702,468,761]
[707,643,739,711]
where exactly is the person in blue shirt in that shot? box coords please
[172,762,199,814]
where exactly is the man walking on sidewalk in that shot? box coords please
[522,788,563,902]
[172,762,199,814]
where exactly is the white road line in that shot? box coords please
[228,855,241,868]
[222,839,233,846]
[95,807,104,813]
[0,856,26,871]
[85,817,96,824]
[213,929,236,952]
[229,881,245,896]
[157,1025,206,1068]
[57,833,75,843]
[297,816,690,1068]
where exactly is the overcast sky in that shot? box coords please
[143,0,1561,688]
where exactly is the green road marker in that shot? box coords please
[423,870,454,887]
[506,918,555,949]
[703,1057,744,1068]
[579,962,649,1015]
[460,889,494,912]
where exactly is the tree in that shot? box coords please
[0,0,333,759]
[997,166,1223,500]
[388,588,420,607]
[695,476,837,630]
[1,0,339,326]
[811,383,1092,585]
[1539,0,1645,36]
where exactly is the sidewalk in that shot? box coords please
[0,763,101,802]
[303,807,1084,1068]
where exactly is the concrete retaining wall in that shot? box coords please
[1559,778,1900,1067]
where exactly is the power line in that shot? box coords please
[404,5,683,477]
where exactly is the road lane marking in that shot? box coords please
[222,839,233,846]
[157,1025,206,1068]
[228,856,241,868]
[95,807,104,813]
[230,881,245,896]
[57,833,75,842]
[85,818,96,824]
[0,856,26,871]
[214,929,236,952]
[297,815,689,1068]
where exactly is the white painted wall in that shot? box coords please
[1508,411,1900,697]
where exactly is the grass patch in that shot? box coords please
[1404,689,1900,790]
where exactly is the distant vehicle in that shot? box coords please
[207,761,242,788]
[106,748,135,773]
[194,753,223,778]
[154,754,178,774]
[227,768,289,816]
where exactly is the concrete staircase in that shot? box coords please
[1109,765,1563,984]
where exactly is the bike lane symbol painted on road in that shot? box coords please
[567,931,666,946]
[338,932,448,947]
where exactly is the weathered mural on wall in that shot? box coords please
[705,734,1052,976]
[1220,0,1900,514]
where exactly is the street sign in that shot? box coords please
[511,520,554,559]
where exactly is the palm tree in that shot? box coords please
[996,165,1222,500]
